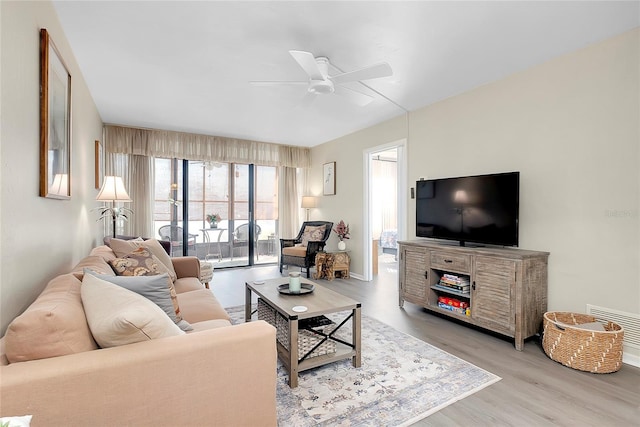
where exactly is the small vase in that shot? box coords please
[338,240,346,251]
[209,222,217,229]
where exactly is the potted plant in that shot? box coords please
[333,220,350,250]
[206,213,221,228]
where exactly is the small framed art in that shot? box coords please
[94,140,104,189]
[323,162,336,196]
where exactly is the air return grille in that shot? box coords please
[586,305,640,349]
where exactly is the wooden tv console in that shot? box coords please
[398,240,549,350]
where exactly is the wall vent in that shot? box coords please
[586,305,640,349]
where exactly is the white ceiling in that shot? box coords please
[53,1,639,147]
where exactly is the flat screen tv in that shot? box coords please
[416,172,519,247]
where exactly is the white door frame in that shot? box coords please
[362,139,407,281]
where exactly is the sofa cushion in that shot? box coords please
[282,246,307,257]
[177,289,230,324]
[84,270,193,332]
[188,319,232,332]
[81,274,184,348]
[70,255,116,281]
[174,277,205,294]
[300,224,326,246]
[107,238,177,281]
[4,274,98,363]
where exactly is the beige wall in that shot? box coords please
[0,1,104,334]
[312,29,639,317]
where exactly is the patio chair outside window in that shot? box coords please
[158,225,197,256]
[232,223,262,259]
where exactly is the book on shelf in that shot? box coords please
[442,274,470,285]
[437,302,470,316]
[437,280,470,292]
[433,285,471,298]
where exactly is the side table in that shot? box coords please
[315,251,350,280]
[200,228,228,262]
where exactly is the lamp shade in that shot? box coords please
[301,196,317,209]
[97,176,131,202]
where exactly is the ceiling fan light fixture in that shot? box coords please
[308,79,334,94]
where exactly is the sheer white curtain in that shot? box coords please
[105,152,154,238]
[279,166,300,239]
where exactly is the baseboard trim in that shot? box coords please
[623,352,640,368]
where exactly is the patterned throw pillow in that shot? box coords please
[107,238,177,282]
[300,225,326,246]
[109,247,167,276]
[108,248,187,329]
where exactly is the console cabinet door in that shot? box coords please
[472,256,516,335]
[400,245,429,306]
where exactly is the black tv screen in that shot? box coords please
[416,172,519,246]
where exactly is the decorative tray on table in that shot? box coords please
[277,283,315,295]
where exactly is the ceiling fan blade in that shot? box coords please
[249,81,308,86]
[289,50,324,80]
[334,85,374,106]
[331,62,392,85]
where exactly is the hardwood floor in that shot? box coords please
[210,259,640,426]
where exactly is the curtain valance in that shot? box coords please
[104,125,310,168]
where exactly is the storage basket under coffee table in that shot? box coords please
[542,311,624,373]
[245,278,361,388]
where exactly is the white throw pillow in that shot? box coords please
[81,274,184,348]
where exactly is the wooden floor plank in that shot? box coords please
[210,261,640,425]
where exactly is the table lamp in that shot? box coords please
[301,196,317,221]
[96,176,132,237]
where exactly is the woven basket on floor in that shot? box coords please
[542,312,624,373]
[257,298,336,359]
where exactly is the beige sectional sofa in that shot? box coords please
[0,240,277,426]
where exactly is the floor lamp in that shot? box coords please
[96,176,132,238]
[301,196,317,221]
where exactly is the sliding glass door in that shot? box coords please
[153,159,278,268]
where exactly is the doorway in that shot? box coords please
[363,140,406,281]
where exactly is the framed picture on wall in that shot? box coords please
[39,28,71,199]
[323,161,336,195]
[94,140,104,189]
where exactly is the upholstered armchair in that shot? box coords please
[280,221,333,278]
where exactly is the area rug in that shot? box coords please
[227,305,500,426]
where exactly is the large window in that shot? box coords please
[153,158,278,267]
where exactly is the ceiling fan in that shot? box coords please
[250,50,393,106]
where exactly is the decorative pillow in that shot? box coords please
[84,269,193,332]
[4,274,98,363]
[300,224,326,246]
[107,238,177,281]
[109,247,170,277]
[80,274,184,348]
[70,255,116,281]
[106,249,186,328]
